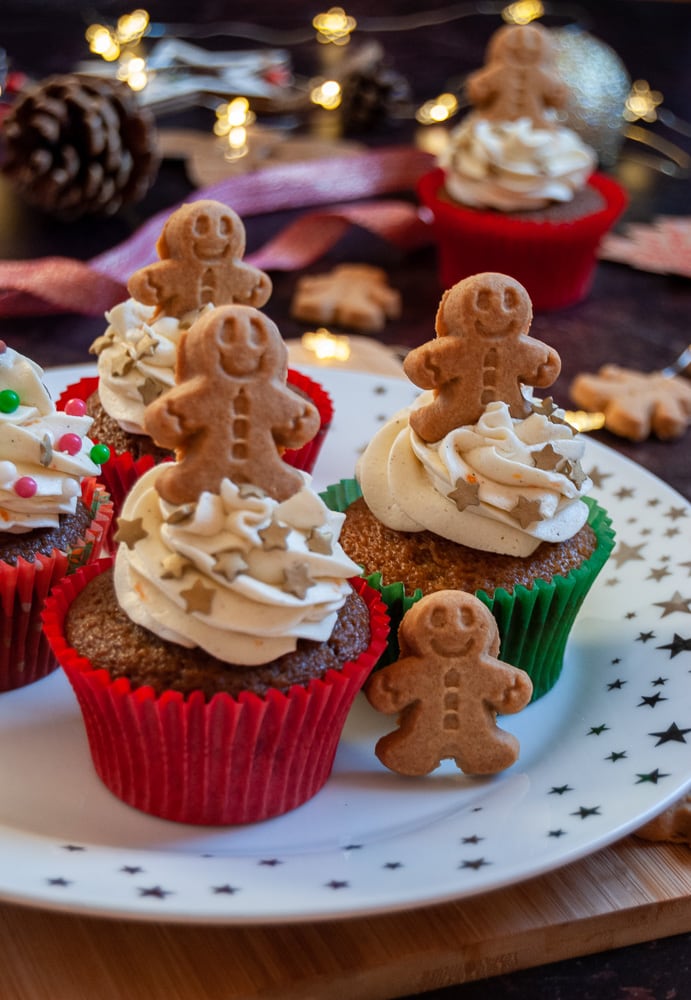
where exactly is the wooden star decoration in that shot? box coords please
[511,496,543,528]
[283,562,316,598]
[448,478,481,511]
[114,517,148,549]
[160,553,191,579]
[180,578,215,614]
[532,443,564,471]
[259,520,292,550]
[213,549,248,582]
[39,433,53,467]
[137,376,166,406]
[307,528,333,554]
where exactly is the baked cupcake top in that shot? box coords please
[0,342,109,533]
[90,199,272,436]
[440,23,596,211]
[113,304,361,666]
[356,273,592,557]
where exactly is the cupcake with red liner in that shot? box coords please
[43,304,388,825]
[0,342,112,691]
[417,22,627,310]
[59,199,333,520]
[323,273,615,700]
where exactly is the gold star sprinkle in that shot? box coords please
[180,578,215,614]
[283,562,316,598]
[511,496,544,528]
[259,521,291,550]
[532,443,564,471]
[165,503,196,524]
[110,346,135,377]
[307,528,333,555]
[133,332,158,359]
[89,331,115,356]
[448,478,480,511]
[137,376,165,406]
[160,553,191,579]
[564,458,588,489]
[39,434,53,467]
[114,517,147,549]
[213,550,248,582]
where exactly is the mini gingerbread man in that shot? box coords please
[466,23,566,128]
[366,591,533,776]
[143,305,320,505]
[403,273,561,441]
[127,200,272,318]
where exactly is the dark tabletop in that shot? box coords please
[1,2,690,998]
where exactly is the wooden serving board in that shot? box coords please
[2,836,689,1000]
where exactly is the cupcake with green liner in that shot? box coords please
[43,304,388,825]
[322,272,615,700]
[0,342,112,691]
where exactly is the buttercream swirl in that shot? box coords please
[92,299,213,434]
[0,346,104,532]
[114,464,363,666]
[440,114,597,212]
[356,393,592,557]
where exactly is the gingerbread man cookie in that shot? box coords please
[466,23,566,128]
[366,591,533,776]
[291,264,401,332]
[127,200,272,318]
[570,364,691,441]
[404,273,561,441]
[143,305,320,505]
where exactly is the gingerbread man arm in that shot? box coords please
[127,261,173,310]
[466,65,501,111]
[143,379,207,450]
[268,385,320,450]
[520,340,561,388]
[232,263,273,308]
[537,68,567,112]
[478,657,533,714]
[403,337,468,390]
[366,658,420,714]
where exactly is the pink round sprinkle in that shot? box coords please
[64,397,87,416]
[15,476,37,498]
[0,341,6,354]
[58,433,82,455]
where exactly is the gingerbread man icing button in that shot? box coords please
[366,591,533,777]
[143,304,320,505]
[127,200,272,318]
[466,23,566,127]
[404,273,561,441]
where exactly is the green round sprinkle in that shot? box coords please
[0,389,20,413]
[90,443,111,465]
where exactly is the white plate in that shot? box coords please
[1,364,689,925]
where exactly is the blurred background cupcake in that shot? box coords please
[0,342,112,691]
[417,22,627,310]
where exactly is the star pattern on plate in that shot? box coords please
[654,591,691,617]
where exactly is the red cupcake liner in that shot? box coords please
[0,480,112,692]
[58,368,333,481]
[42,560,390,825]
[417,168,628,310]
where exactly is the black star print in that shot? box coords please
[636,631,655,643]
[138,886,172,898]
[62,844,85,852]
[649,722,691,745]
[638,692,668,708]
[549,784,573,795]
[461,835,484,844]
[606,751,627,762]
[636,769,669,784]
[212,885,240,895]
[624,613,637,621]
[572,806,601,819]
[607,679,626,690]
[343,844,363,851]
[651,677,668,686]
[259,859,282,867]
[374,385,388,395]
[612,657,622,663]
[460,858,490,870]
[383,862,403,870]
[120,866,144,875]
[326,880,349,889]
[47,877,71,887]
[588,724,609,735]
[657,634,691,658]
[548,829,566,838]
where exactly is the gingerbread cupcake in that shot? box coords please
[417,22,627,309]
[323,273,615,700]
[43,304,388,825]
[0,342,112,691]
[59,199,333,522]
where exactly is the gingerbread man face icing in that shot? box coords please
[143,305,320,505]
[127,200,272,318]
[366,591,533,776]
[466,23,566,127]
[403,273,561,440]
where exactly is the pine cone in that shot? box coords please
[1,73,159,219]
[338,43,410,134]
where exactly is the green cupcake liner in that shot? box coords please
[322,479,615,701]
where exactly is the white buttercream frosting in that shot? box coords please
[114,464,363,666]
[92,299,213,435]
[356,392,591,557]
[0,346,104,533]
[440,114,597,212]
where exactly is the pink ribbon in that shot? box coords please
[0,146,434,318]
